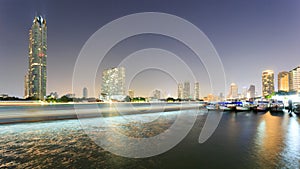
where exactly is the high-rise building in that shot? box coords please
[183,81,191,99]
[25,16,47,100]
[227,83,238,99]
[153,89,161,99]
[101,67,125,97]
[128,90,134,98]
[247,85,255,99]
[289,66,300,92]
[242,86,247,98]
[194,82,200,100]
[83,87,88,99]
[278,71,289,92]
[262,70,274,97]
[178,83,183,99]
[24,74,29,98]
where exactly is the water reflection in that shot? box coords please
[254,112,300,168]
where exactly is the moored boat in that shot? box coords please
[206,102,219,111]
[235,101,251,111]
[269,101,284,112]
[253,101,269,112]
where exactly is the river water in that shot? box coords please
[0,105,299,169]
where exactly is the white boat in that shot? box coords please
[235,102,251,111]
[269,101,284,112]
[219,102,236,111]
[253,101,269,112]
[206,102,219,111]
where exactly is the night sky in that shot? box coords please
[1,0,300,98]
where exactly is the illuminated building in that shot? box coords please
[101,67,125,98]
[153,89,161,99]
[247,85,255,99]
[262,70,274,97]
[178,83,183,99]
[128,90,134,98]
[289,66,300,92]
[83,87,88,99]
[227,83,238,99]
[183,81,191,99]
[25,16,47,100]
[194,82,200,100]
[24,74,29,98]
[278,71,289,92]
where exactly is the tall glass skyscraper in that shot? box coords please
[25,16,47,100]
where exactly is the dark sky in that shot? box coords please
[1,0,300,98]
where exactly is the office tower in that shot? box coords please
[128,90,134,98]
[183,81,191,99]
[227,83,238,99]
[24,74,29,98]
[278,71,289,92]
[262,70,274,97]
[194,82,200,100]
[153,89,161,99]
[101,67,125,97]
[25,16,47,100]
[178,83,183,99]
[247,85,255,99]
[83,87,88,99]
[289,66,300,92]
[242,86,247,98]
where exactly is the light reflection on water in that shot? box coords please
[0,107,299,168]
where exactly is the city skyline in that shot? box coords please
[1,0,300,97]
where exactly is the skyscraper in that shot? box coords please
[177,83,183,99]
[278,71,289,92]
[101,67,125,97]
[289,66,300,92]
[262,70,274,97]
[194,82,200,100]
[25,16,47,100]
[153,89,161,99]
[83,87,88,99]
[128,90,134,98]
[227,83,238,99]
[183,81,191,99]
[247,85,255,99]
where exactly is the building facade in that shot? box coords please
[278,71,289,92]
[194,82,200,100]
[262,70,274,97]
[152,89,161,100]
[247,85,255,99]
[289,66,300,92]
[25,16,47,100]
[101,67,125,97]
[177,83,183,99]
[83,87,88,99]
[227,83,238,99]
[183,81,191,99]
[128,90,134,98]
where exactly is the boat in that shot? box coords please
[206,102,219,111]
[269,100,284,112]
[219,102,236,111]
[235,101,251,111]
[253,101,269,112]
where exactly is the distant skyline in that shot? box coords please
[1,0,300,98]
